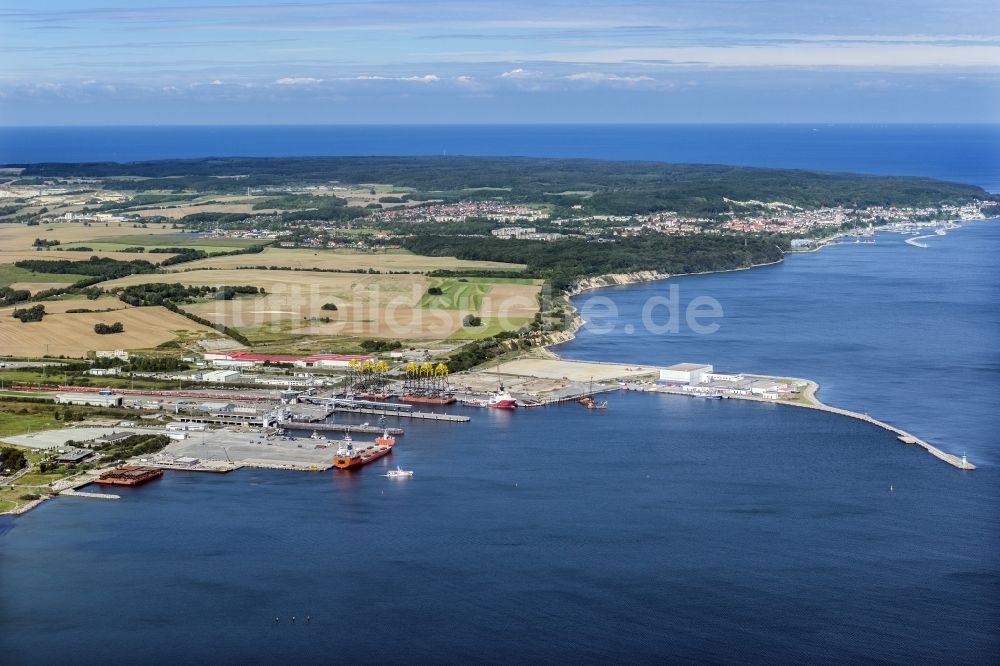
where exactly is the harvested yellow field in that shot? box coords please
[132,203,280,219]
[166,247,526,273]
[480,284,541,318]
[101,269,541,341]
[0,222,178,252]
[7,281,74,294]
[0,305,218,357]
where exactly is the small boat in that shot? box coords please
[384,466,413,478]
[587,400,608,410]
[693,394,722,400]
[310,431,326,441]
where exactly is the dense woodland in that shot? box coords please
[404,234,786,289]
[13,156,991,217]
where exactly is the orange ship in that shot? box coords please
[333,434,391,469]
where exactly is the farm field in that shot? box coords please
[165,246,526,273]
[0,222,178,250]
[0,264,83,291]
[127,194,280,219]
[417,277,542,310]
[446,316,533,340]
[100,269,541,344]
[0,223,180,266]
[62,233,262,254]
[0,303,220,357]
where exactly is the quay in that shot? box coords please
[300,397,469,423]
[461,357,975,471]
[280,421,405,434]
[324,404,470,422]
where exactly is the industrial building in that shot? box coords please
[55,450,93,465]
[197,401,235,414]
[705,371,744,382]
[201,369,241,383]
[658,363,714,385]
[203,351,375,369]
[55,392,123,407]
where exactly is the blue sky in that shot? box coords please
[1,0,998,125]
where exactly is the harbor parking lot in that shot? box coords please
[2,426,145,450]
[157,428,339,471]
[493,358,661,383]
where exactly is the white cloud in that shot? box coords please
[350,73,439,82]
[274,77,323,85]
[499,68,541,79]
[564,72,655,83]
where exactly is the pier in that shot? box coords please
[60,489,120,500]
[324,405,470,422]
[654,385,974,470]
[280,421,405,434]
[788,400,976,470]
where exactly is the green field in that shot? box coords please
[417,279,490,310]
[0,264,85,288]
[446,316,532,340]
[0,409,61,438]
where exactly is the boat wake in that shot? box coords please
[904,222,960,248]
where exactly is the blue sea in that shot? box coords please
[1,124,999,191]
[1,125,998,663]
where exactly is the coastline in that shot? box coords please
[540,258,786,348]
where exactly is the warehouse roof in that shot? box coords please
[663,363,712,372]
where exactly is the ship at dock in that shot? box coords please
[332,434,392,469]
[488,382,517,409]
[94,465,163,487]
[399,393,456,405]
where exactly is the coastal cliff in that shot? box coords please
[565,270,674,297]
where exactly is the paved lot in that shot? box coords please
[158,428,343,470]
[495,358,661,383]
[2,426,144,450]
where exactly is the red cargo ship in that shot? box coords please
[333,435,392,469]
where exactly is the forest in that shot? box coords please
[403,233,787,289]
[13,156,991,217]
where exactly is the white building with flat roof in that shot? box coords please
[55,392,123,407]
[658,363,713,385]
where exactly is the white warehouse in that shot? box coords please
[658,363,714,385]
[201,369,241,383]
